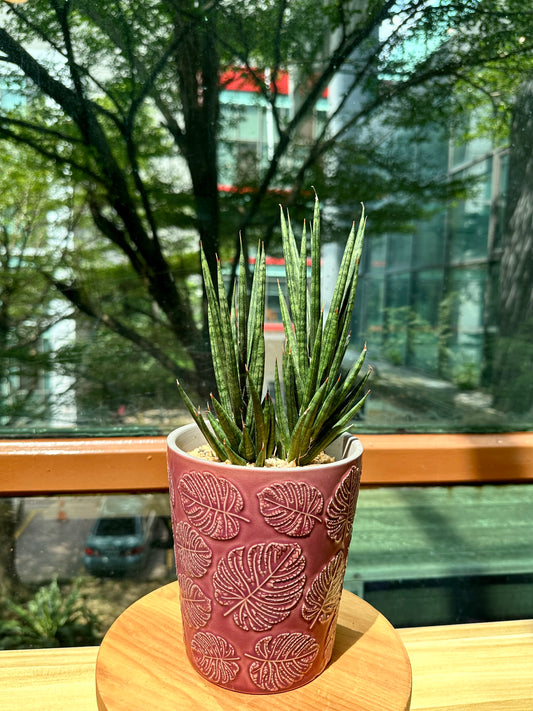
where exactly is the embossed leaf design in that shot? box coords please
[246,632,319,691]
[190,631,240,684]
[174,521,213,578]
[323,609,339,664]
[302,551,346,628]
[325,465,361,543]
[168,474,176,509]
[178,575,212,628]
[178,470,249,540]
[213,542,306,631]
[257,481,324,537]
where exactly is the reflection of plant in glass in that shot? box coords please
[491,321,533,413]
[0,578,100,649]
[382,296,485,383]
[383,306,434,367]
[452,361,480,391]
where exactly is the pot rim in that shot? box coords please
[167,422,363,472]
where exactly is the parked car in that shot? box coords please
[83,495,157,577]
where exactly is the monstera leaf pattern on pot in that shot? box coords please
[246,632,319,692]
[257,481,324,537]
[325,465,361,543]
[178,575,212,628]
[174,521,212,578]
[190,631,240,684]
[178,470,250,540]
[302,551,346,628]
[168,473,176,509]
[213,542,306,631]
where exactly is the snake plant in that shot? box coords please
[177,195,370,466]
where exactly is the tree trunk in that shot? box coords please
[172,7,220,282]
[0,500,23,600]
[492,78,533,413]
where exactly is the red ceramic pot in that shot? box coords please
[167,423,363,694]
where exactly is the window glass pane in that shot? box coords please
[383,273,410,366]
[346,483,533,627]
[0,493,174,649]
[2,0,533,652]
[3,485,532,649]
[412,212,446,267]
[0,3,532,436]
[409,269,444,373]
[387,234,412,269]
[449,160,492,262]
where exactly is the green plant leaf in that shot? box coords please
[296,221,308,376]
[288,377,330,463]
[283,345,299,432]
[274,359,290,456]
[237,240,248,391]
[247,243,266,397]
[176,379,228,462]
[200,247,231,414]
[279,207,300,318]
[210,393,243,452]
[239,422,256,461]
[263,392,276,459]
[177,196,368,466]
[215,256,243,419]
[301,390,370,465]
[246,366,266,453]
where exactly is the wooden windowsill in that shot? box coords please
[0,617,531,710]
[1,432,533,495]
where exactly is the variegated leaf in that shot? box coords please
[190,631,240,684]
[174,521,212,578]
[302,551,346,628]
[178,470,249,540]
[257,481,324,537]
[178,575,212,628]
[325,465,361,543]
[246,632,319,691]
[213,542,306,631]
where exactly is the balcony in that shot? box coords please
[1,432,533,710]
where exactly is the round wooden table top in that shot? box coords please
[95,582,412,711]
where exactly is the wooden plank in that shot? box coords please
[2,432,533,495]
[0,646,99,711]
[1,618,532,710]
[95,585,412,711]
[401,619,533,711]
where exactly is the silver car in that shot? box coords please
[83,495,157,576]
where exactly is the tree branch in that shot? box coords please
[46,273,182,376]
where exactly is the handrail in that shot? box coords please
[2,432,533,495]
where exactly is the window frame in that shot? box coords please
[2,432,533,496]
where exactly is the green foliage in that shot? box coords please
[2,0,533,426]
[452,361,480,391]
[0,144,71,426]
[178,197,370,465]
[0,578,100,650]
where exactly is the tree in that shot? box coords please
[0,499,23,600]
[0,143,76,427]
[491,76,533,413]
[1,0,533,405]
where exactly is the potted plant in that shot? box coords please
[167,195,370,694]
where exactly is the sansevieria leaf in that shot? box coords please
[177,195,370,465]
